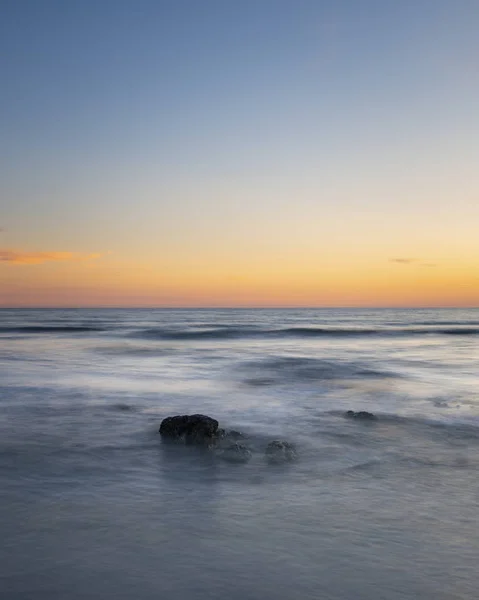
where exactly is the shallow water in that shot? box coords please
[1,308,479,599]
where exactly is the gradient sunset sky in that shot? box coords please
[1,0,478,307]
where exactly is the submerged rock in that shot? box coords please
[159,414,219,444]
[345,410,377,421]
[217,442,252,463]
[265,440,297,464]
[216,428,245,441]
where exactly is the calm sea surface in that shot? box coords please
[1,308,479,599]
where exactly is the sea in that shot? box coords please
[1,307,479,600]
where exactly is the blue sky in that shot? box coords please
[1,0,478,306]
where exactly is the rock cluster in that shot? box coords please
[159,414,297,465]
[158,411,378,464]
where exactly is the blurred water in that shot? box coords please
[1,308,479,599]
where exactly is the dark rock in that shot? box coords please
[265,440,297,464]
[345,410,377,420]
[159,414,219,444]
[218,442,252,463]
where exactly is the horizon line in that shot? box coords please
[0,306,478,310]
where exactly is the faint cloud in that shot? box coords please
[389,258,438,268]
[0,249,102,265]
[389,258,417,264]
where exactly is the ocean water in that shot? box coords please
[1,308,479,600]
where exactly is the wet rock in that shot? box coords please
[159,414,219,444]
[345,410,377,421]
[218,442,252,463]
[265,440,297,464]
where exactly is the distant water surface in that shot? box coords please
[1,308,479,599]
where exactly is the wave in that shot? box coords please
[132,327,261,340]
[279,327,378,337]
[436,328,479,335]
[131,325,479,341]
[326,410,479,438]
[0,326,104,334]
[241,356,395,385]
[280,326,479,337]
[93,343,175,356]
[414,321,479,326]
[132,326,380,340]
[2,322,478,340]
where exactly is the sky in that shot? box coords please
[1,0,478,307]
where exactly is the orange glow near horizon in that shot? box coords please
[1,249,478,308]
